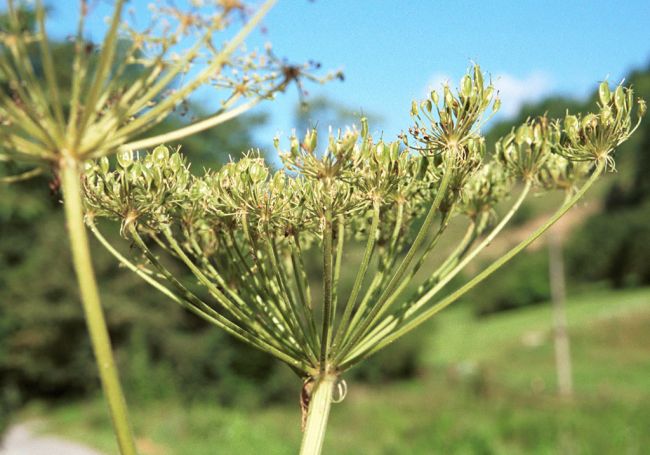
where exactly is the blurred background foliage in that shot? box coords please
[1,9,650,452]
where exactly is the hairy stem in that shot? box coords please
[59,156,137,455]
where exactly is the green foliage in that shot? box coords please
[567,201,650,287]
[467,251,550,317]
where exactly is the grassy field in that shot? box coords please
[18,287,650,454]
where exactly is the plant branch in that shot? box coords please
[346,161,605,367]
[299,374,337,455]
[59,156,137,455]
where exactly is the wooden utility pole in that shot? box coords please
[548,227,573,399]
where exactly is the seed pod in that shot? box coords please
[129,161,143,183]
[389,141,399,161]
[515,124,531,145]
[473,65,484,90]
[439,109,449,126]
[271,172,285,191]
[249,161,268,183]
[564,114,579,138]
[290,135,300,156]
[305,130,318,152]
[144,162,157,185]
[484,86,494,102]
[598,81,611,105]
[443,85,453,107]
[152,145,170,163]
[411,101,418,117]
[533,123,542,142]
[614,85,625,110]
[99,156,110,174]
[638,99,647,118]
[581,113,597,130]
[492,97,501,113]
[373,142,385,166]
[117,149,134,168]
[461,75,472,99]
[169,153,183,172]
[361,117,369,139]
[626,87,634,112]
[430,90,439,106]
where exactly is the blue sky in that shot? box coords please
[47,0,650,147]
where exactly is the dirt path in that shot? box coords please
[1,422,105,455]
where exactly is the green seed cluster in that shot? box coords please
[85,66,644,377]
[559,82,645,168]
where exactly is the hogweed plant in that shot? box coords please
[84,67,644,454]
[0,0,336,453]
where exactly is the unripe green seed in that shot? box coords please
[152,145,170,163]
[639,99,647,118]
[614,85,625,110]
[117,149,134,168]
[473,64,484,89]
[598,81,611,105]
[430,90,439,105]
[461,75,472,99]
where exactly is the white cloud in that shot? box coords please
[423,70,555,119]
[492,72,554,118]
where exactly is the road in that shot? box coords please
[1,422,105,455]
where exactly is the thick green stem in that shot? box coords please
[59,156,137,455]
[300,375,337,455]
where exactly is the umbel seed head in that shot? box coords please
[558,82,645,168]
[83,68,644,378]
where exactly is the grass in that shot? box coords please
[17,286,650,454]
[429,285,650,364]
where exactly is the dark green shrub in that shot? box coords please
[567,202,650,287]
[467,251,550,317]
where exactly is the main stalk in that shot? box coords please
[300,374,337,455]
[59,156,137,455]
